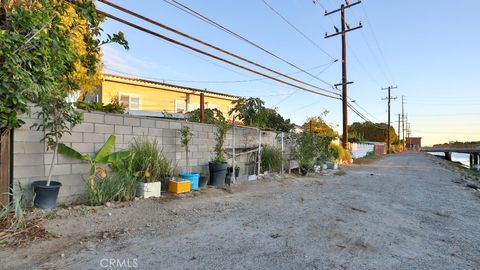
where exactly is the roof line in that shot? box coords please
[102,73,241,99]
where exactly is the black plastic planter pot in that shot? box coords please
[32,181,62,210]
[235,167,240,178]
[209,162,227,186]
[199,176,208,188]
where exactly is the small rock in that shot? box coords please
[61,254,65,258]
[146,223,152,227]
[108,213,112,216]
[105,202,112,207]
[134,197,140,201]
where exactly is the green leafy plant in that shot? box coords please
[128,138,171,183]
[34,93,83,187]
[188,108,225,124]
[289,132,333,171]
[328,143,352,163]
[57,135,130,190]
[261,146,283,173]
[180,125,193,172]
[86,171,137,206]
[213,120,229,164]
[0,187,25,230]
[74,97,126,114]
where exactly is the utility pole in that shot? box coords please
[381,86,397,153]
[397,114,401,144]
[324,0,362,150]
[401,96,406,151]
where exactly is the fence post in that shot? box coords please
[232,123,236,183]
[281,132,284,175]
[257,129,262,175]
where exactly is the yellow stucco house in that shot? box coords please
[99,74,239,117]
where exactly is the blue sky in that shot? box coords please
[98,0,480,146]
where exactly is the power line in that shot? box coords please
[260,0,335,60]
[163,0,338,89]
[97,9,342,100]
[104,61,335,85]
[99,0,339,97]
[360,1,396,84]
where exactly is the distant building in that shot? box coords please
[96,74,239,117]
[406,137,422,150]
[292,124,304,133]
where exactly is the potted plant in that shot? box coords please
[31,93,83,209]
[209,119,229,186]
[128,138,166,198]
[199,169,209,188]
[235,166,240,178]
[57,135,130,194]
[179,125,199,190]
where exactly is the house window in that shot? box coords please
[119,94,140,110]
[175,100,186,113]
[187,103,200,112]
[207,103,217,109]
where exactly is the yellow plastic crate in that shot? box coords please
[168,180,191,194]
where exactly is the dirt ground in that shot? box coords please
[2,152,480,270]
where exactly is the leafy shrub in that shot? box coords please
[75,97,125,114]
[87,171,138,206]
[328,143,352,163]
[261,146,283,173]
[128,138,172,183]
[288,132,333,170]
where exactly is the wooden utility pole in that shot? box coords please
[382,86,397,153]
[401,97,404,149]
[199,93,205,123]
[397,114,401,144]
[325,0,362,150]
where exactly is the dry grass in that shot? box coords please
[0,214,58,247]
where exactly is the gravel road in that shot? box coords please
[3,153,480,270]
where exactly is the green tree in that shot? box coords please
[303,112,338,137]
[349,122,397,143]
[188,108,225,124]
[0,0,127,132]
[229,97,265,126]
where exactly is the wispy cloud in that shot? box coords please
[101,45,185,78]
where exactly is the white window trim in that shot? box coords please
[175,99,186,113]
[119,92,142,111]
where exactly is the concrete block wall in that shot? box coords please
[13,110,279,204]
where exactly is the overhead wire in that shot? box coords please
[96,9,342,100]
[162,0,338,90]
[259,0,336,60]
[99,0,339,97]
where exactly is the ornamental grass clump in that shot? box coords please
[261,146,283,173]
[128,138,171,183]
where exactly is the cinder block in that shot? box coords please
[83,112,105,123]
[193,125,203,132]
[114,143,129,151]
[163,136,176,145]
[14,165,45,178]
[169,121,182,130]
[61,132,83,143]
[71,142,94,153]
[105,115,124,125]
[148,128,163,136]
[133,127,149,136]
[14,142,45,154]
[156,120,169,129]
[44,164,71,176]
[140,119,155,128]
[124,117,140,126]
[18,118,43,131]
[14,153,44,166]
[162,145,176,153]
[14,129,44,142]
[57,152,82,164]
[95,123,114,134]
[123,135,135,144]
[115,125,132,135]
[84,133,106,143]
[71,163,90,174]
[58,174,85,186]
[163,129,177,138]
[72,122,94,133]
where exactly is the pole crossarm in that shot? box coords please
[324,1,362,16]
[325,25,363,39]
